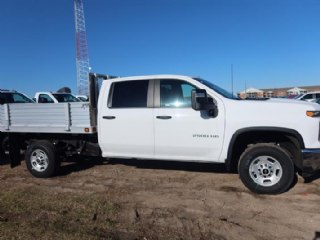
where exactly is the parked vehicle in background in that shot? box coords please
[34,92,81,103]
[294,92,320,102]
[0,89,34,104]
[76,95,89,102]
[312,98,320,104]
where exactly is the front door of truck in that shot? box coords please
[153,79,224,161]
[98,79,154,158]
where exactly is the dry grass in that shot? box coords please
[1,160,319,240]
[0,187,122,240]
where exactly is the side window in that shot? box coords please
[160,80,196,108]
[110,80,149,108]
[12,94,24,103]
[12,93,31,103]
[315,93,320,99]
[302,94,312,100]
[38,94,54,103]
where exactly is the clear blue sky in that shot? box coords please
[0,0,319,97]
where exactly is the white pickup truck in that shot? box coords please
[1,73,320,194]
[34,92,81,103]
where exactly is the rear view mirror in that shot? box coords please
[191,89,218,117]
[191,89,215,110]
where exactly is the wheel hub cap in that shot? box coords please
[249,156,283,187]
[30,149,49,172]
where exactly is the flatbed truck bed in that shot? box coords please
[0,102,96,134]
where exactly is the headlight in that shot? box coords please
[306,111,320,117]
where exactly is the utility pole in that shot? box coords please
[74,0,90,95]
[231,64,234,98]
[245,81,247,98]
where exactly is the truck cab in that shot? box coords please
[97,75,226,162]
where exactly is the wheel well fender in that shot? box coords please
[226,127,305,172]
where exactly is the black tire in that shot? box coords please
[238,143,295,194]
[25,140,60,178]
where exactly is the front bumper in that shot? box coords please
[302,149,320,178]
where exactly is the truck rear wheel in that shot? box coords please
[238,143,295,194]
[25,141,60,178]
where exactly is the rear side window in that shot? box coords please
[110,80,149,108]
[12,93,33,103]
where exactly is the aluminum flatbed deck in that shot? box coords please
[0,102,96,134]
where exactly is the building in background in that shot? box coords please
[238,85,320,99]
[238,88,264,99]
[286,87,307,96]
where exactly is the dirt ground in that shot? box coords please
[0,156,319,240]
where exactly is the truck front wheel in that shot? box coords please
[238,143,295,194]
[25,141,60,178]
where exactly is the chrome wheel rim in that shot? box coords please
[30,149,49,172]
[249,156,283,187]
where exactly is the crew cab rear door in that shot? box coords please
[98,79,154,158]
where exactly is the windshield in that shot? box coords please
[193,78,238,99]
[52,93,80,103]
[0,92,34,104]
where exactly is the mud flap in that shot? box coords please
[302,149,320,182]
[0,136,5,162]
[8,133,23,168]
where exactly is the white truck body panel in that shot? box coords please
[228,98,319,145]
[218,98,320,161]
[153,107,224,161]
[97,75,320,163]
[99,108,154,158]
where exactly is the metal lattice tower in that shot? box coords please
[74,0,90,95]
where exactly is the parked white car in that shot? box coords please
[75,95,89,102]
[34,92,81,103]
[0,89,34,104]
[294,92,320,102]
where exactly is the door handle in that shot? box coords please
[103,116,116,120]
[156,116,172,120]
